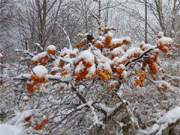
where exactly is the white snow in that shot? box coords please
[98,36,105,41]
[113,47,143,65]
[61,57,75,64]
[32,65,48,77]
[7,110,32,125]
[63,63,72,73]
[75,61,85,73]
[0,110,33,135]
[95,40,103,45]
[121,70,127,78]
[97,62,112,73]
[111,47,125,56]
[158,37,173,45]
[87,64,96,77]
[34,43,43,51]
[87,100,104,129]
[97,102,122,116]
[158,106,180,124]
[97,103,115,114]
[117,64,126,69]
[60,64,73,81]
[32,52,47,62]
[93,49,112,64]
[139,106,180,134]
[53,58,61,67]
[22,96,29,101]
[126,47,143,57]
[51,66,60,72]
[122,36,131,43]
[0,53,3,58]
[0,124,23,135]
[15,74,31,79]
[15,49,34,57]
[112,38,123,45]
[75,49,94,64]
[46,74,61,80]
[60,48,78,57]
[112,36,131,45]
[140,41,155,50]
[105,31,113,38]
[46,45,56,51]
[158,32,164,38]
[113,55,127,64]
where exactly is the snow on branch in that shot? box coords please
[13,27,174,98]
[96,102,122,117]
[15,49,34,57]
[34,43,43,51]
[139,106,180,135]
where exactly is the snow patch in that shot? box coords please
[0,124,23,135]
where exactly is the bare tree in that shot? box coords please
[0,0,17,62]
[16,0,61,50]
[145,0,148,43]
[16,0,97,52]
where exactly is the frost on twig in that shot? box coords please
[96,102,122,117]
[34,43,43,51]
[57,24,72,49]
[115,88,140,130]
[15,49,34,57]
[88,100,104,129]
[71,85,103,128]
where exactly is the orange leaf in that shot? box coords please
[97,70,111,81]
[33,118,48,130]
[26,82,37,94]
[104,35,112,48]
[31,74,48,83]
[47,50,56,55]
[134,72,146,87]
[74,69,88,81]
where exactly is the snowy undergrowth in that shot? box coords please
[0,110,33,135]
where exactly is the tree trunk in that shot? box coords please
[145,0,148,43]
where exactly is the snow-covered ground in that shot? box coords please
[0,124,23,135]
